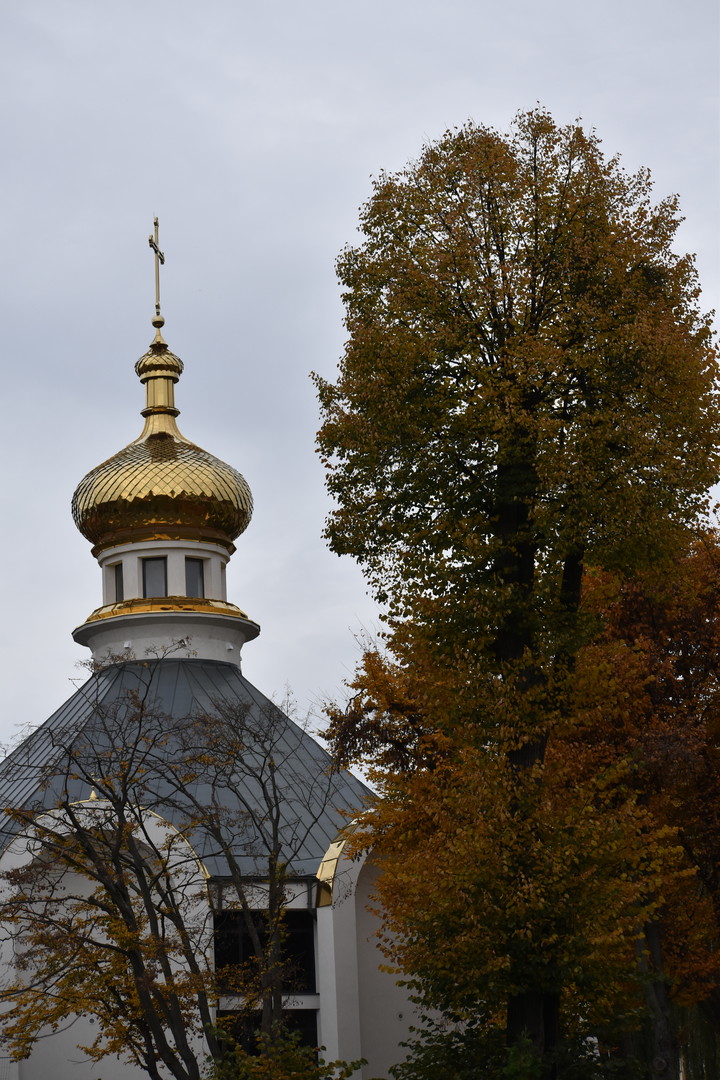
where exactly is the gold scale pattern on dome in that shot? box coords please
[72,219,253,555]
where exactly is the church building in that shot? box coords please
[0,227,416,1079]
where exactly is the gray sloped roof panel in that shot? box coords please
[0,659,370,877]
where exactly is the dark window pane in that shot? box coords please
[284,1009,318,1049]
[217,1009,318,1054]
[114,563,124,602]
[284,910,317,993]
[214,910,316,994]
[142,557,167,598]
[185,558,205,598]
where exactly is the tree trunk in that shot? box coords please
[492,436,562,1070]
[492,438,586,1074]
[506,990,560,1072]
[644,922,680,1080]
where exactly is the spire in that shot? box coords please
[136,217,183,434]
[148,216,166,345]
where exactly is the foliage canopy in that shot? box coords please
[317,110,720,1076]
[317,109,718,674]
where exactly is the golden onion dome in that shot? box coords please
[72,318,252,554]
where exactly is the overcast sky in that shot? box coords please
[0,0,718,745]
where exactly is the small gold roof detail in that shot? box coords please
[82,596,254,624]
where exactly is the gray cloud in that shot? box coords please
[1,0,717,741]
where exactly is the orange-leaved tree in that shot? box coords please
[326,644,700,1078]
[567,538,720,1071]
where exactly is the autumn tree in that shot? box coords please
[326,645,701,1079]
[569,537,720,1074]
[0,657,365,1080]
[316,109,719,1074]
[324,537,720,1078]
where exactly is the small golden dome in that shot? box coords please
[72,331,252,554]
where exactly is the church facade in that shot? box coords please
[0,242,416,1079]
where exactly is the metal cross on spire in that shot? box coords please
[148,216,165,320]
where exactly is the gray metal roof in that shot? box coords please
[0,659,370,877]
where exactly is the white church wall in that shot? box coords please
[317,874,363,1064]
[17,1019,150,1080]
[0,807,213,1080]
[317,846,419,1079]
[0,862,167,1080]
[354,861,418,1080]
[72,608,257,666]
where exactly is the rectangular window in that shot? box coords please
[142,557,167,598]
[217,1009,317,1054]
[114,563,124,603]
[214,910,316,993]
[185,557,205,598]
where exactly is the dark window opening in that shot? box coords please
[217,1009,318,1054]
[185,557,205,598]
[214,909,316,994]
[142,557,167,598]
[114,563,124,603]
